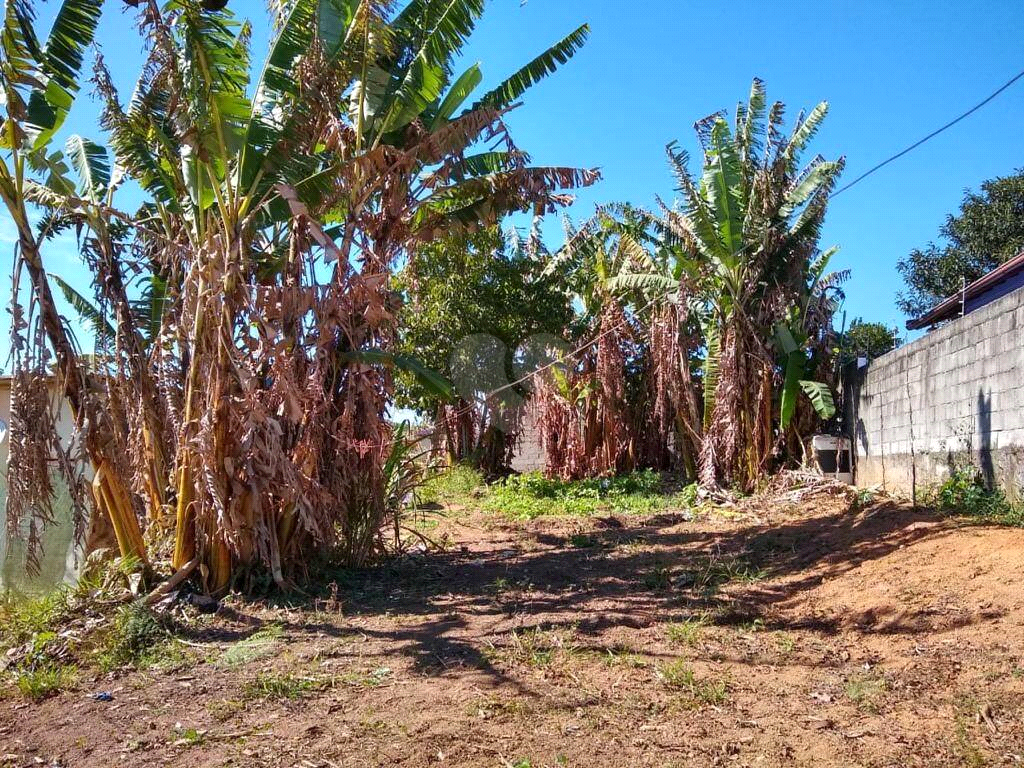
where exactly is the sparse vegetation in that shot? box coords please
[242,673,329,701]
[929,465,1024,526]
[487,470,691,519]
[665,617,708,646]
[97,604,176,672]
[657,660,728,706]
[217,624,284,668]
[13,664,77,702]
[845,670,888,711]
[418,465,487,508]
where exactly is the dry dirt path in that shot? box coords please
[3,494,1024,767]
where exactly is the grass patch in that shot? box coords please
[953,706,990,768]
[665,617,708,646]
[243,672,329,701]
[675,554,765,595]
[844,670,887,711]
[217,624,283,668]
[485,470,692,519]
[0,587,78,653]
[486,627,580,669]
[598,644,648,668]
[775,633,797,654]
[418,465,485,506]
[14,664,77,702]
[657,660,728,706]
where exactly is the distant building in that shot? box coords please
[907,249,1024,330]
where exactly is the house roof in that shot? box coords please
[906,249,1024,330]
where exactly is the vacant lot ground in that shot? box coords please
[3,488,1024,767]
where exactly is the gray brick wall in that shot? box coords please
[510,406,546,473]
[848,286,1024,499]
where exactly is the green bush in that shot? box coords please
[486,469,690,519]
[97,603,177,671]
[418,464,485,506]
[931,465,1024,526]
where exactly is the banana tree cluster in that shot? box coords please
[2,0,597,591]
[590,80,846,490]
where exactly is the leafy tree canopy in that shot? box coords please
[394,228,573,413]
[897,171,1024,319]
[843,319,900,360]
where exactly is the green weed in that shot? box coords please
[642,562,673,591]
[844,670,887,711]
[217,624,283,667]
[929,466,1024,526]
[665,617,707,646]
[775,633,797,654]
[657,660,728,706]
[569,533,597,548]
[97,603,181,672]
[242,672,329,701]
[14,664,77,702]
[172,726,206,747]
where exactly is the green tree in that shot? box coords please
[395,227,571,473]
[897,172,1024,319]
[843,319,900,360]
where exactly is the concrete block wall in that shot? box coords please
[510,406,546,473]
[847,286,1024,500]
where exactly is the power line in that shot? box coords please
[831,66,1024,198]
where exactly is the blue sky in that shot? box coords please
[3,0,1024,359]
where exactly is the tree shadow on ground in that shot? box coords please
[227,497,963,682]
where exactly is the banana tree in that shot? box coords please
[532,213,645,479]
[13,0,597,591]
[653,79,845,490]
[776,247,848,430]
[0,0,152,570]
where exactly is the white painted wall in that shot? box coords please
[0,378,82,594]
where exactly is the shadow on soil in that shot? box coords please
[207,499,969,683]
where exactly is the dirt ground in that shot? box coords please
[4,490,1024,767]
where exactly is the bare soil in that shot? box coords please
[4,492,1024,767]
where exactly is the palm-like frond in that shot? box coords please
[64,135,110,202]
[50,272,115,345]
[701,319,720,429]
[24,0,103,147]
[798,379,836,420]
[702,119,746,262]
[784,101,829,170]
[428,62,481,128]
[474,23,589,110]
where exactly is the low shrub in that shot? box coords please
[418,464,486,506]
[486,469,691,519]
[97,603,178,671]
[930,466,1024,527]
